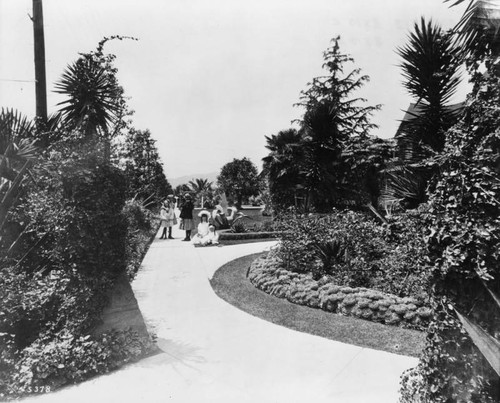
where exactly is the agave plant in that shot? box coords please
[454,278,500,376]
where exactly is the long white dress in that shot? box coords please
[192,222,210,245]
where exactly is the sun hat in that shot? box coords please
[184,193,192,198]
[197,209,210,218]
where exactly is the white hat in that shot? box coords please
[197,209,210,218]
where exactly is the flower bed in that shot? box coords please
[248,254,432,330]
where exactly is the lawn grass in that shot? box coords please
[210,252,426,358]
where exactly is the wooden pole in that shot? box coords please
[33,0,47,126]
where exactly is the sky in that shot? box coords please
[0,0,469,180]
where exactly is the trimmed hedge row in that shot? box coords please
[248,254,432,330]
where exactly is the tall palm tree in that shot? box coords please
[397,17,463,154]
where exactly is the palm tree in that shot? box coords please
[188,178,213,207]
[262,128,305,210]
[397,17,463,154]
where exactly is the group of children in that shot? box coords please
[159,193,220,246]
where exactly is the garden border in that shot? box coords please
[248,254,432,331]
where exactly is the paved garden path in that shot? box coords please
[27,225,418,403]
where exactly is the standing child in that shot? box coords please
[159,201,169,239]
[179,193,195,241]
[165,194,177,239]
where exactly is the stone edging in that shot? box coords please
[248,254,432,331]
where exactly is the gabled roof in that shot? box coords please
[395,102,465,138]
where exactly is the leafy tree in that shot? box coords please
[120,128,171,206]
[397,17,462,155]
[296,36,381,210]
[262,128,306,210]
[217,158,261,208]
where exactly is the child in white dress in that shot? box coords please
[192,212,210,245]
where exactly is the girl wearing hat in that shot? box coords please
[179,193,195,241]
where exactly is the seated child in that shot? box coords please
[200,224,219,246]
[192,213,210,245]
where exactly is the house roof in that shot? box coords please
[395,102,465,138]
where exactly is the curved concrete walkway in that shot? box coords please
[26,225,418,403]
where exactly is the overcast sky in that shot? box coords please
[1,0,469,179]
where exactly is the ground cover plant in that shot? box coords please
[248,252,433,330]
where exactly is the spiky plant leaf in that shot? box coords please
[454,308,500,377]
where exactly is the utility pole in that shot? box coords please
[32,0,47,126]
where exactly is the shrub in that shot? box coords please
[0,151,155,398]
[8,328,154,396]
[231,221,247,233]
[123,199,156,280]
[273,209,429,297]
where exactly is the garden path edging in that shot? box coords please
[248,254,432,331]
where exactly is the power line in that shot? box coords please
[0,78,36,83]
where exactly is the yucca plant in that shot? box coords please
[311,238,345,276]
[397,18,463,154]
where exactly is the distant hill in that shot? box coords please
[169,171,219,188]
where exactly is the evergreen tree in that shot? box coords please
[296,36,381,210]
